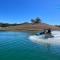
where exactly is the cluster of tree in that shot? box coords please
[0,22,31,27]
[0,23,19,27]
[31,17,41,24]
[55,25,60,27]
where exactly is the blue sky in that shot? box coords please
[0,0,60,25]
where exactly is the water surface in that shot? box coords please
[0,32,60,60]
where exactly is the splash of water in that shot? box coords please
[29,31,60,45]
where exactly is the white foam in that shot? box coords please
[29,31,60,45]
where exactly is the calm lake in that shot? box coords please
[0,32,60,60]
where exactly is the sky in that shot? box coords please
[0,0,60,25]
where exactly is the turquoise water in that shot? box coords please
[0,32,60,60]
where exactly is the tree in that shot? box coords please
[35,17,41,23]
[31,17,41,24]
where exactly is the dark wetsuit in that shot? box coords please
[45,29,54,38]
[48,29,51,34]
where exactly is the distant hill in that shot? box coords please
[0,23,60,31]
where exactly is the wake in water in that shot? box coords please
[29,31,60,45]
